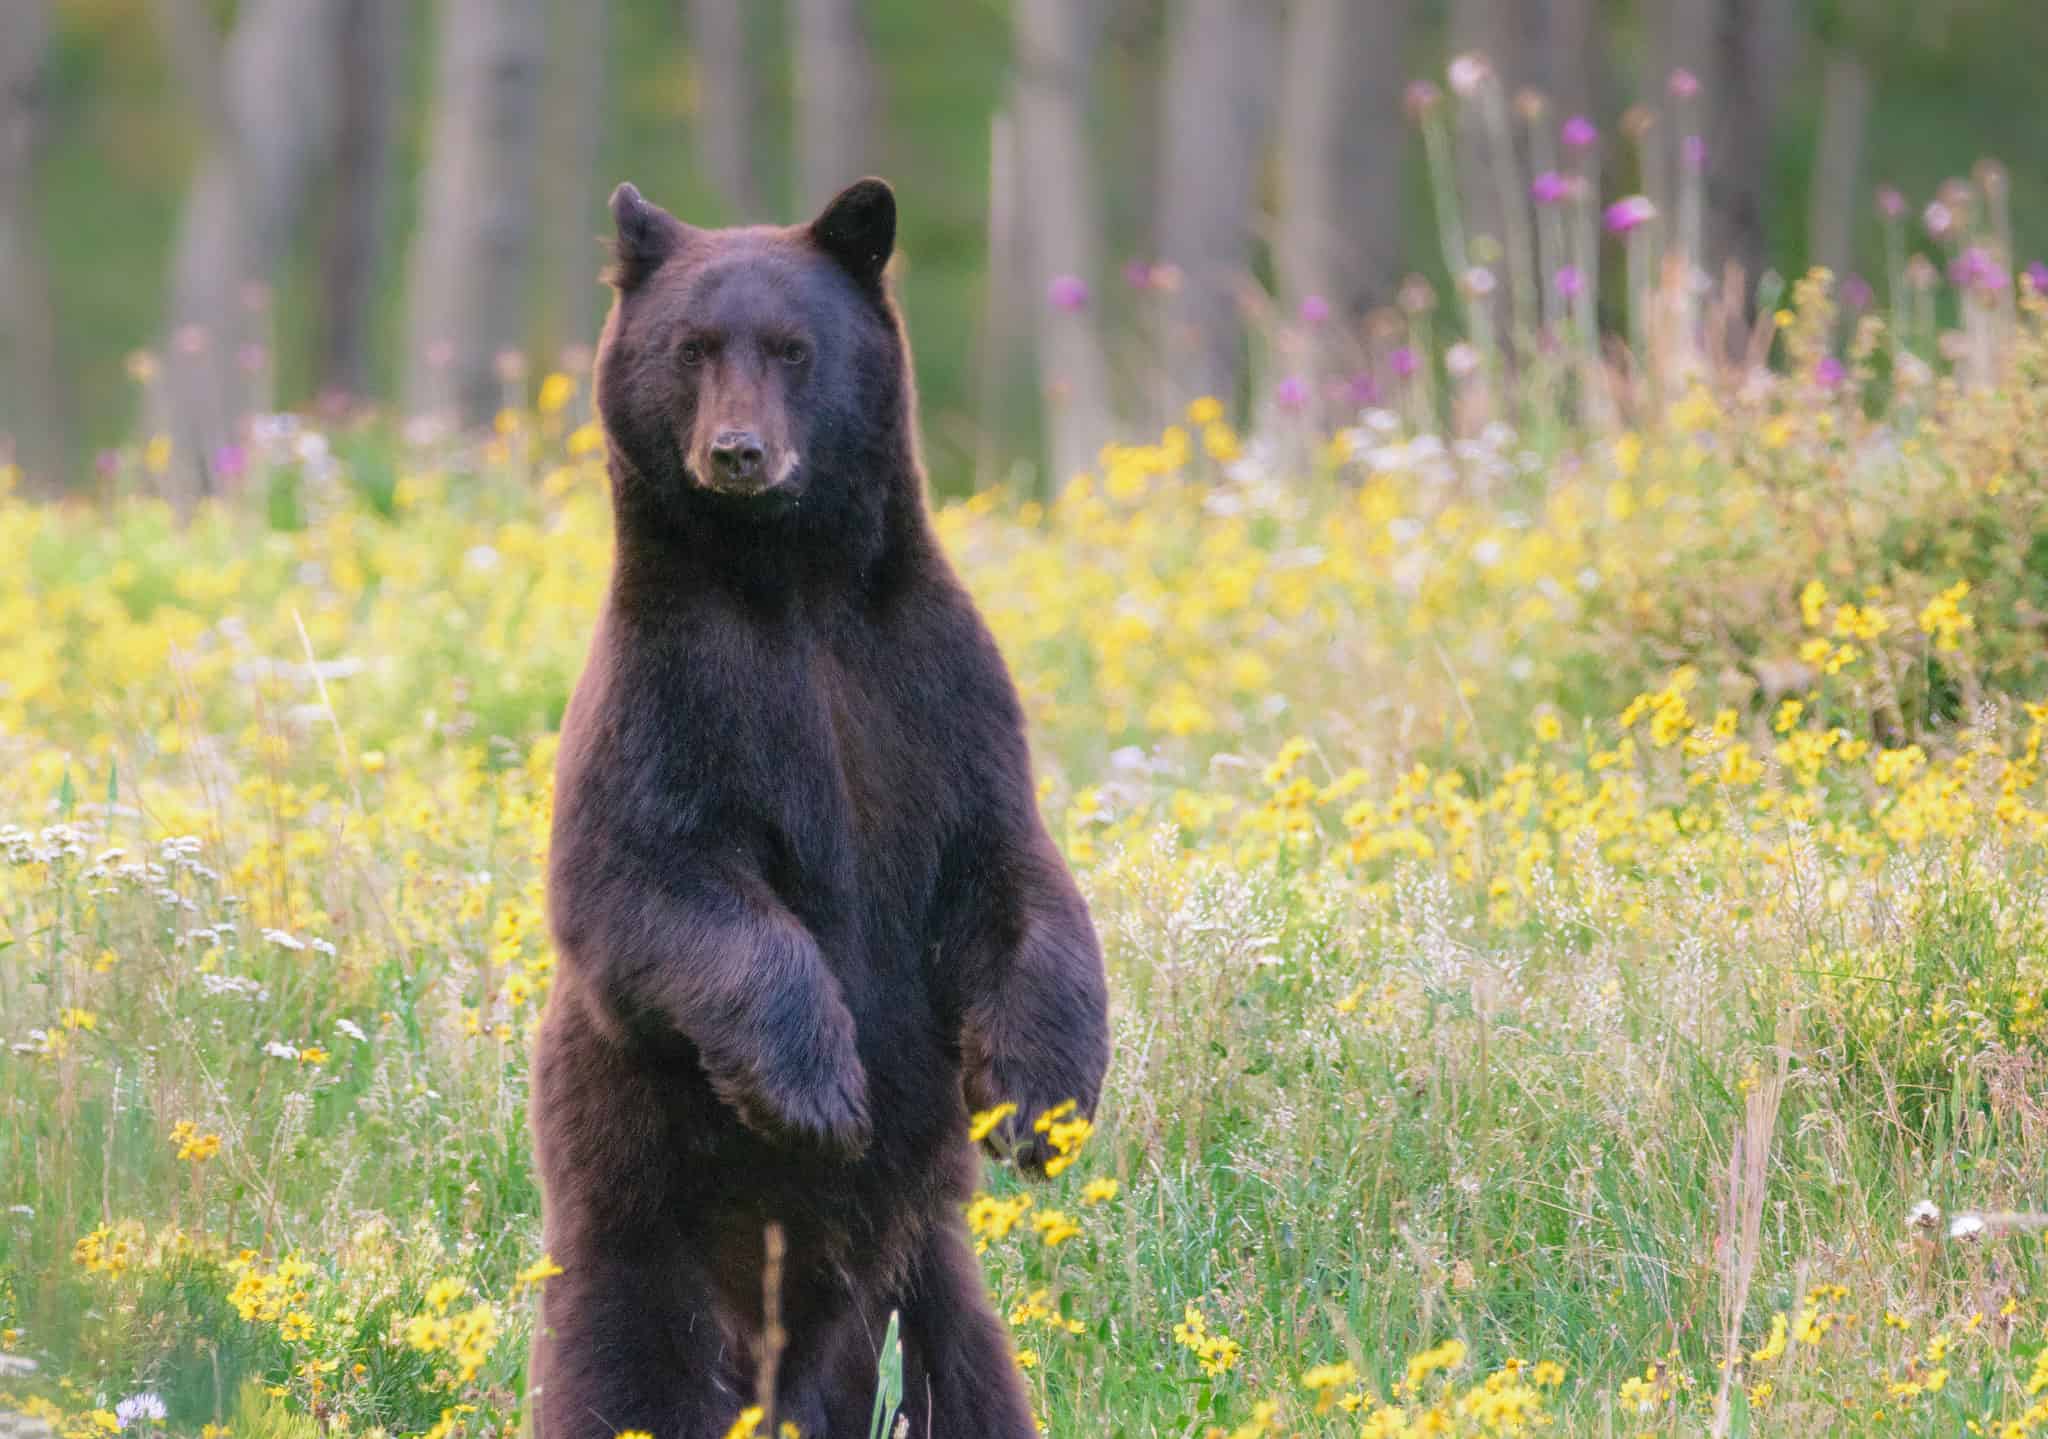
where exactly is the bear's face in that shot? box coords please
[594,180,907,531]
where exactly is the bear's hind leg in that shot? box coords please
[530,1234,747,1439]
[892,1222,1036,1438]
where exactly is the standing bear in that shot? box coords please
[528,177,1111,1438]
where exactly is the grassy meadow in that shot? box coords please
[12,271,2048,1439]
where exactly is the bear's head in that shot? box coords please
[593,178,918,569]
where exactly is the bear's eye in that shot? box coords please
[679,340,706,367]
[779,341,810,367]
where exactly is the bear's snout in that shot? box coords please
[709,429,765,486]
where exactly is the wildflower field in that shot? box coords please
[16,231,2048,1437]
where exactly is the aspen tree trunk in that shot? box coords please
[539,0,609,366]
[1013,0,1114,486]
[1156,0,1278,405]
[317,0,400,405]
[1537,0,1598,122]
[157,0,340,500]
[1664,0,1799,291]
[1808,48,1872,279]
[1276,0,1413,322]
[688,0,765,220]
[0,0,71,492]
[404,0,547,426]
[791,0,879,209]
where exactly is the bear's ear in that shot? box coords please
[808,178,896,290]
[607,182,691,290]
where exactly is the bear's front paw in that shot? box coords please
[964,1056,1100,1181]
[729,1049,873,1160]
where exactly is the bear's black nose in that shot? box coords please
[710,430,765,485]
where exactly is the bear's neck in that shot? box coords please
[605,455,935,618]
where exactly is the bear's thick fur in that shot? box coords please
[528,178,1110,1438]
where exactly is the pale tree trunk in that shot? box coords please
[1100,0,1164,269]
[316,0,399,405]
[1535,0,1598,122]
[539,0,609,367]
[1447,0,1594,247]
[974,110,1026,490]
[1013,0,1114,486]
[1276,0,1413,322]
[156,0,341,501]
[1808,48,1871,280]
[1156,0,1278,405]
[1657,0,1798,294]
[404,0,547,427]
[1697,0,1797,290]
[688,0,765,220]
[791,0,879,210]
[0,0,71,493]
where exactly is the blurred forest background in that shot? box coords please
[2,0,2046,498]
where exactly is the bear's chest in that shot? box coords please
[812,639,965,866]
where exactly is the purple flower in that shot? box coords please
[1876,185,1906,220]
[1842,273,1874,312]
[2026,261,2048,294]
[1342,371,1380,406]
[95,448,121,478]
[114,1394,167,1430]
[1404,80,1442,119]
[1299,293,1331,326]
[1561,115,1598,150]
[210,443,247,481]
[1530,170,1569,206]
[1668,68,1700,100]
[1681,134,1706,173]
[1952,245,2008,293]
[1923,201,1954,241]
[1274,376,1310,411]
[1123,259,1155,290]
[1389,346,1419,378]
[1046,274,1089,312]
[1554,264,1586,300]
[1814,356,1846,388]
[1604,195,1657,234]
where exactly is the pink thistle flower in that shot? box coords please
[1876,186,1906,220]
[1561,115,1598,150]
[1047,274,1090,312]
[1604,196,1657,234]
[1554,264,1586,300]
[1668,68,1700,100]
[1530,171,1569,206]
[1299,294,1331,326]
[1274,376,1310,411]
[1952,246,2008,293]
[1389,346,1419,378]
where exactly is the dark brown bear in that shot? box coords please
[528,178,1111,1438]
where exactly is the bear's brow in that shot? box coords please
[684,255,812,339]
